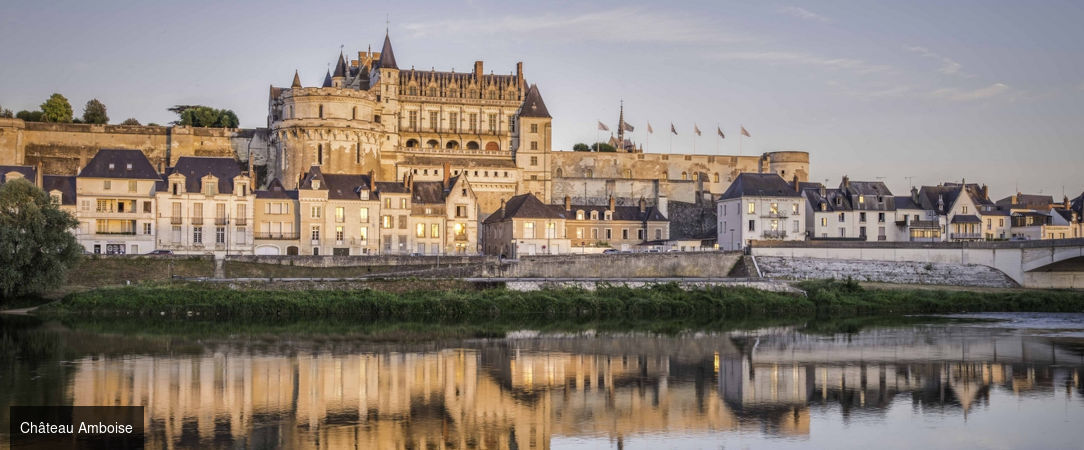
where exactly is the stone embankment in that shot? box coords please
[755,256,1018,288]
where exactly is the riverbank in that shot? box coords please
[36,279,1084,321]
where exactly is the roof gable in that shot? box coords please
[78,149,160,180]
[719,173,801,200]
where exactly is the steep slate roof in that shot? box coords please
[839,180,895,211]
[893,195,922,210]
[518,84,551,118]
[379,32,398,70]
[0,165,36,184]
[486,193,565,223]
[720,173,801,200]
[1072,193,1083,219]
[374,181,410,194]
[255,179,298,199]
[169,156,241,194]
[42,175,76,205]
[565,204,668,222]
[291,70,302,88]
[411,177,463,205]
[916,182,992,214]
[321,174,373,200]
[803,186,851,212]
[333,52,347,78]
[78,149,160,180]
[996,194,1054,210]
[322,70,333,88]
[950,214,982,224]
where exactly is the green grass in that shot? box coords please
[38,279,1084,322]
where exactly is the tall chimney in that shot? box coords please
[792,174,800,192]
[368,170,375,192]
[474,61,483,78]
[516,62,523,88]
[442,162,451,189]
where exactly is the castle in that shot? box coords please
[0,30,809,217]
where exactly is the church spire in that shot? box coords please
[379,31,398,70]
[291,70,301,88]
[617,100,625,143]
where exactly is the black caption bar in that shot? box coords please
[9,406,144,449]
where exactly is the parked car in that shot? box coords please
[603,249,620,254]
[149,249,174,255]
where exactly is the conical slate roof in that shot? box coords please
[291,70,302,88]
[322,70,333,88]
[519,84,551,118]
[333,52,347,78]
[379,32,398,70]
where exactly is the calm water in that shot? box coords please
[2,314,1083,449]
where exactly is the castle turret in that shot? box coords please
[321,69,332,88]
[291,70,302,88]
[332,51,346,88]
[514,84,552,202]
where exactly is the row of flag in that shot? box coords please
[597,121,750,138]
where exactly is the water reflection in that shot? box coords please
[1,316,1083,449]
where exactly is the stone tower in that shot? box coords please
[513,84,552,202]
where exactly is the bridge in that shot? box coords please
[750,238,1084,289]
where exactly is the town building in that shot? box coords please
[253,179,300,255]
[482,193,569,257]
[297,167,379,256]
[560,195,669,252]
[74,149,161,254]
[717,173,805,251]
[155,157,255,255]
[802,177,896,241]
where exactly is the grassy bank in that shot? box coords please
[38,279,1084,321]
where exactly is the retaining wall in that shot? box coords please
[756,256,1018,288]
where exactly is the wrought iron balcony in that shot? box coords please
[761,230,788,239]
[950,232,984,240]
[760,211,789,219]
[253,232,299,240]
[191,217,203,225]
[215,218,228,225]
[170,217,183,225]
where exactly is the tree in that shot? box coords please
[120,118,141,126]
[0,179,82,299]
[573,143,591,152]
[170,105,239,128]
[82,99,109,124]
[40,93,73,123]
[591,142,616,153]
[0,105,12,118]
[15,110,43,122]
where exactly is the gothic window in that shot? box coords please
[428,87,438,97]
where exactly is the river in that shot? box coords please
[1,313,1082,449]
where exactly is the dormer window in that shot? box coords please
[604,211,612,221]
[590,211,599,220]
[312,179,321,189]
[126,163,133,170]
[108,163,115,170]
[858,195,865,204]
[360,190,369,200]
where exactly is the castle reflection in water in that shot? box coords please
[64,327,1083,449]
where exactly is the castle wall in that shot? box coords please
[0,119,249,175]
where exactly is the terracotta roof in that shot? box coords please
[379,32,398,70]
[42,175,76,205]
[518,84,551,118]
[255,179,298,199]
[169,156,242,194]
[719,173,801,200]
[78,149,160,180]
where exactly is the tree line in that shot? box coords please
[573,142,617,152]
[0,95,239,128]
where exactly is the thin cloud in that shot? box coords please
[930,83,1009,101]
[404,7,752,45]
[777,6,831,23]
[827,81,911,100]
[904,45,969,77]
[715,51,890,75]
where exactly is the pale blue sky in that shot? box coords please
[2,0,1082,199]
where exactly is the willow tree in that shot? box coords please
[0,179,82,299]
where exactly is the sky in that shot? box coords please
[1,0,1083,200]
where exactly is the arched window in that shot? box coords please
[446,140,459,149]
[466,141,479,150]
[405,139,419,148]
[576,210,585,220]
[555,168,563,177]
[713,173,720,183]
[319,105,324,118]
[484,141,499,151]
[426,139,439,149]
[681,172,688,180]
[409,86,418,95]
[590,211,599,220]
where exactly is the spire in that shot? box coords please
[333,51,347,78]
[519,84,551,118]
[379,32,398,70]
[291,70,301,88]
[322,70,332,88]
[617,100,625,142]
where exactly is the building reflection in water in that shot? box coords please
[63,328,1083,449]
